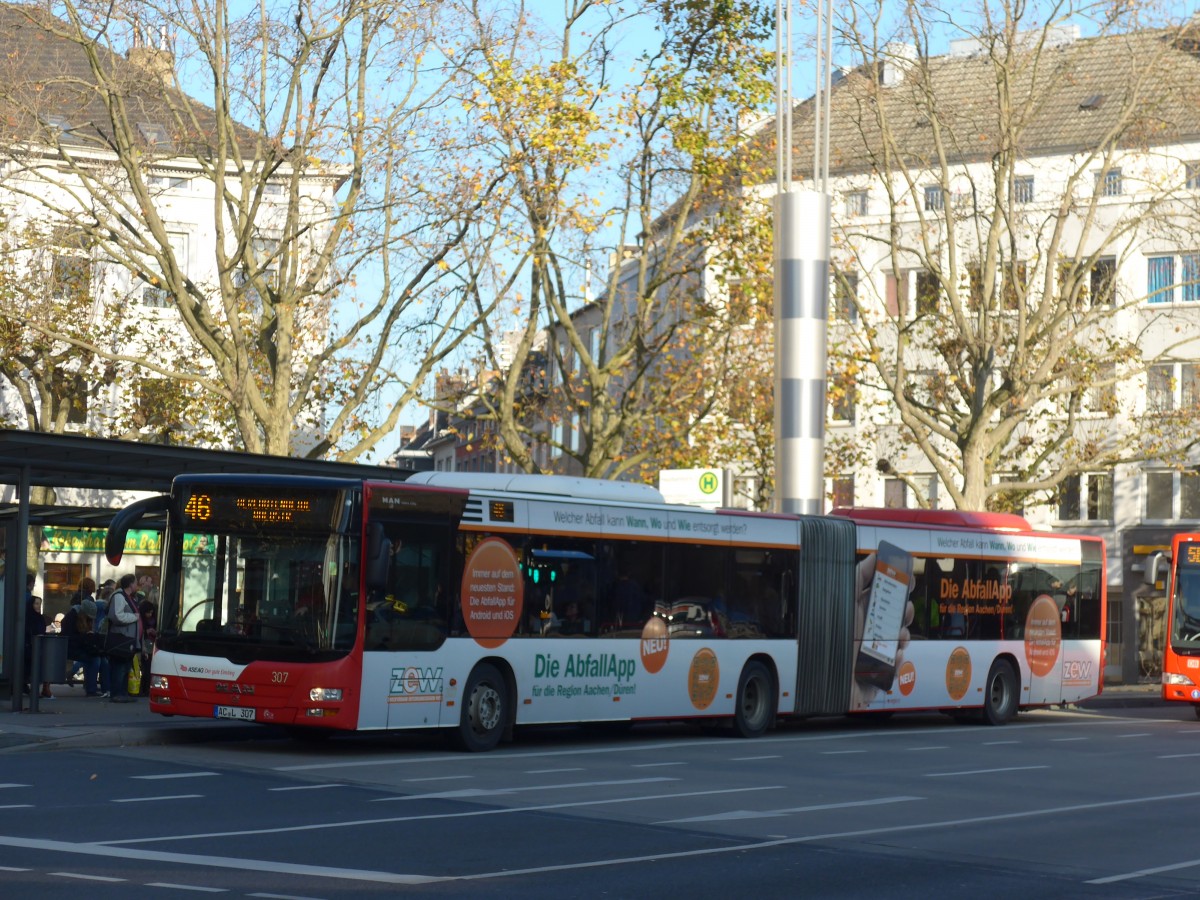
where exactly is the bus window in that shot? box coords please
[597,542,661,636]
[519,540,597,636]
[1172,569,1200,647]
[365,523,450,652]
[663,542,728,638]
[728,547,796,637]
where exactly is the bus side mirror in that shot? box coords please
[1145,551,1171,587]
[365,523,391,592]
[105,495,169,565]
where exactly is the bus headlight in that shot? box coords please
[1163,673,1195,686]
[309,687,343,702]
[151,675,170,692]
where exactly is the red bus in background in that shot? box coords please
[1150,534,1200,714]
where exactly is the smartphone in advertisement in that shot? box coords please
[856,541,914,692]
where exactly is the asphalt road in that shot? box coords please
[2,704,1198,898]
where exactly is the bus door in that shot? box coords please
[366,521,454,729]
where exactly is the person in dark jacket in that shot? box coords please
[23,575,48,698]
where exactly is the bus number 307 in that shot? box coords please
[271,671,289,684]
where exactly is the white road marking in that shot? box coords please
[0,805,33,810]
[13,788,1200,886]
[249,894,327,900]
[1158,753,1200,759]
[268,785,343,792]
[106,786,783,845]
[1050,737,1088,742]
[0,865,29,871]
[632,762,686,768]
[0,784,29,789]
[51,872,125,882]
[114,794,205,803]
[981,741,1019,745]
[133,772,219,781]
[905,746,949,751]
[730,755,781,761]
[145,883,227,892]
[1117,733,1151,738]
[658,795,922,824]
[0,836,436,885]
[524,768,585,774]
[402,775,473,783]
[925,765,1048,777]
[370,777,675,801]
[822,750,866,755]
[1088,857,1200,884]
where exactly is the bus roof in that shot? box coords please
[829,507,1033,532]
[403,471,665,504]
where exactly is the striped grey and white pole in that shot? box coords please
[773,0,832,515]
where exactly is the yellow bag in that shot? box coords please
[127,655,142,695]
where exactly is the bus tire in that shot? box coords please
[983,659,1019,726]
[1192,703,1200,721]
[455,663,508,752]
[733,661,775,738]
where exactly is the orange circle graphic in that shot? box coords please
[687,648,720,710]
[640,616,669,674]
[1024,594,1062,677]
[459,537,523,648]
[945,646,972,701]
[897,660,917,696]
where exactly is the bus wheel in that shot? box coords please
[983,660,1019,726]
[455,663,508,752]
[734,661,775,738]
[1192,704,1200,721]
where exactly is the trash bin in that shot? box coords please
[34,633,70,685]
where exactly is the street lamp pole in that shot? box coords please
[773,0,832,515]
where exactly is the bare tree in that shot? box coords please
[812,0,1200,510]
[0,0,503,458]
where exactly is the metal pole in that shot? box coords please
[773,0,832,515]
[10,464,29,712]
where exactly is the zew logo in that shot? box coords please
[1062,660,1093,685]
[389,666,444,703]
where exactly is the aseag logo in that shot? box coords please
[389,666,444,704]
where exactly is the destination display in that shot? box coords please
[179,485,340,531]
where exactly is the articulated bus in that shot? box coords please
[1150,534,1200,714]
[105,472,1106,750]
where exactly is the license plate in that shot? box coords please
[214,705,256,722]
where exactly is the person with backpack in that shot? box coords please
[106,574,142,703]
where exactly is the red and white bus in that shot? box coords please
[105,472,1106,749]
[1149,534,1200,714]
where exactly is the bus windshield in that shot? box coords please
[160,529,359,662]
[1172,542,1200,651]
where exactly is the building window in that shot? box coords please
[885,271,908,317]
[1184,254,1200,303]
[831,475,854,509]
[50,254,90,301]
[834,270,858,321]
[884,478,907,508]
[923,185,944,211]
[1147,362,1200,413]
[1187,161,1200,190]
[846,191,868,216]
[830,371,855,423]
[915,270,940,315]
[1001,260,1028,310]
[1096,167,1122,197]
[147,174,188,191]
[1147,470,1174,519]
[1186,474,1200,518]
[1146,470,1200,520]
[1013,176,1034,204]
[1148,255,1175,303]
[1089,257,1117,306]
[1058,472,1112,521]
[1085,363,1116,415]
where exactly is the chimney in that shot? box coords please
[881,42,917,87]
[127,26,175,88]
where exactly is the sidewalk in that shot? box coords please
[0,683,254,752]
[0,679,1166,754]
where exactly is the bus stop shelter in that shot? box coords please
[0,429,413,712]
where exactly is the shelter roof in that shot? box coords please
[0,429,412,526]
